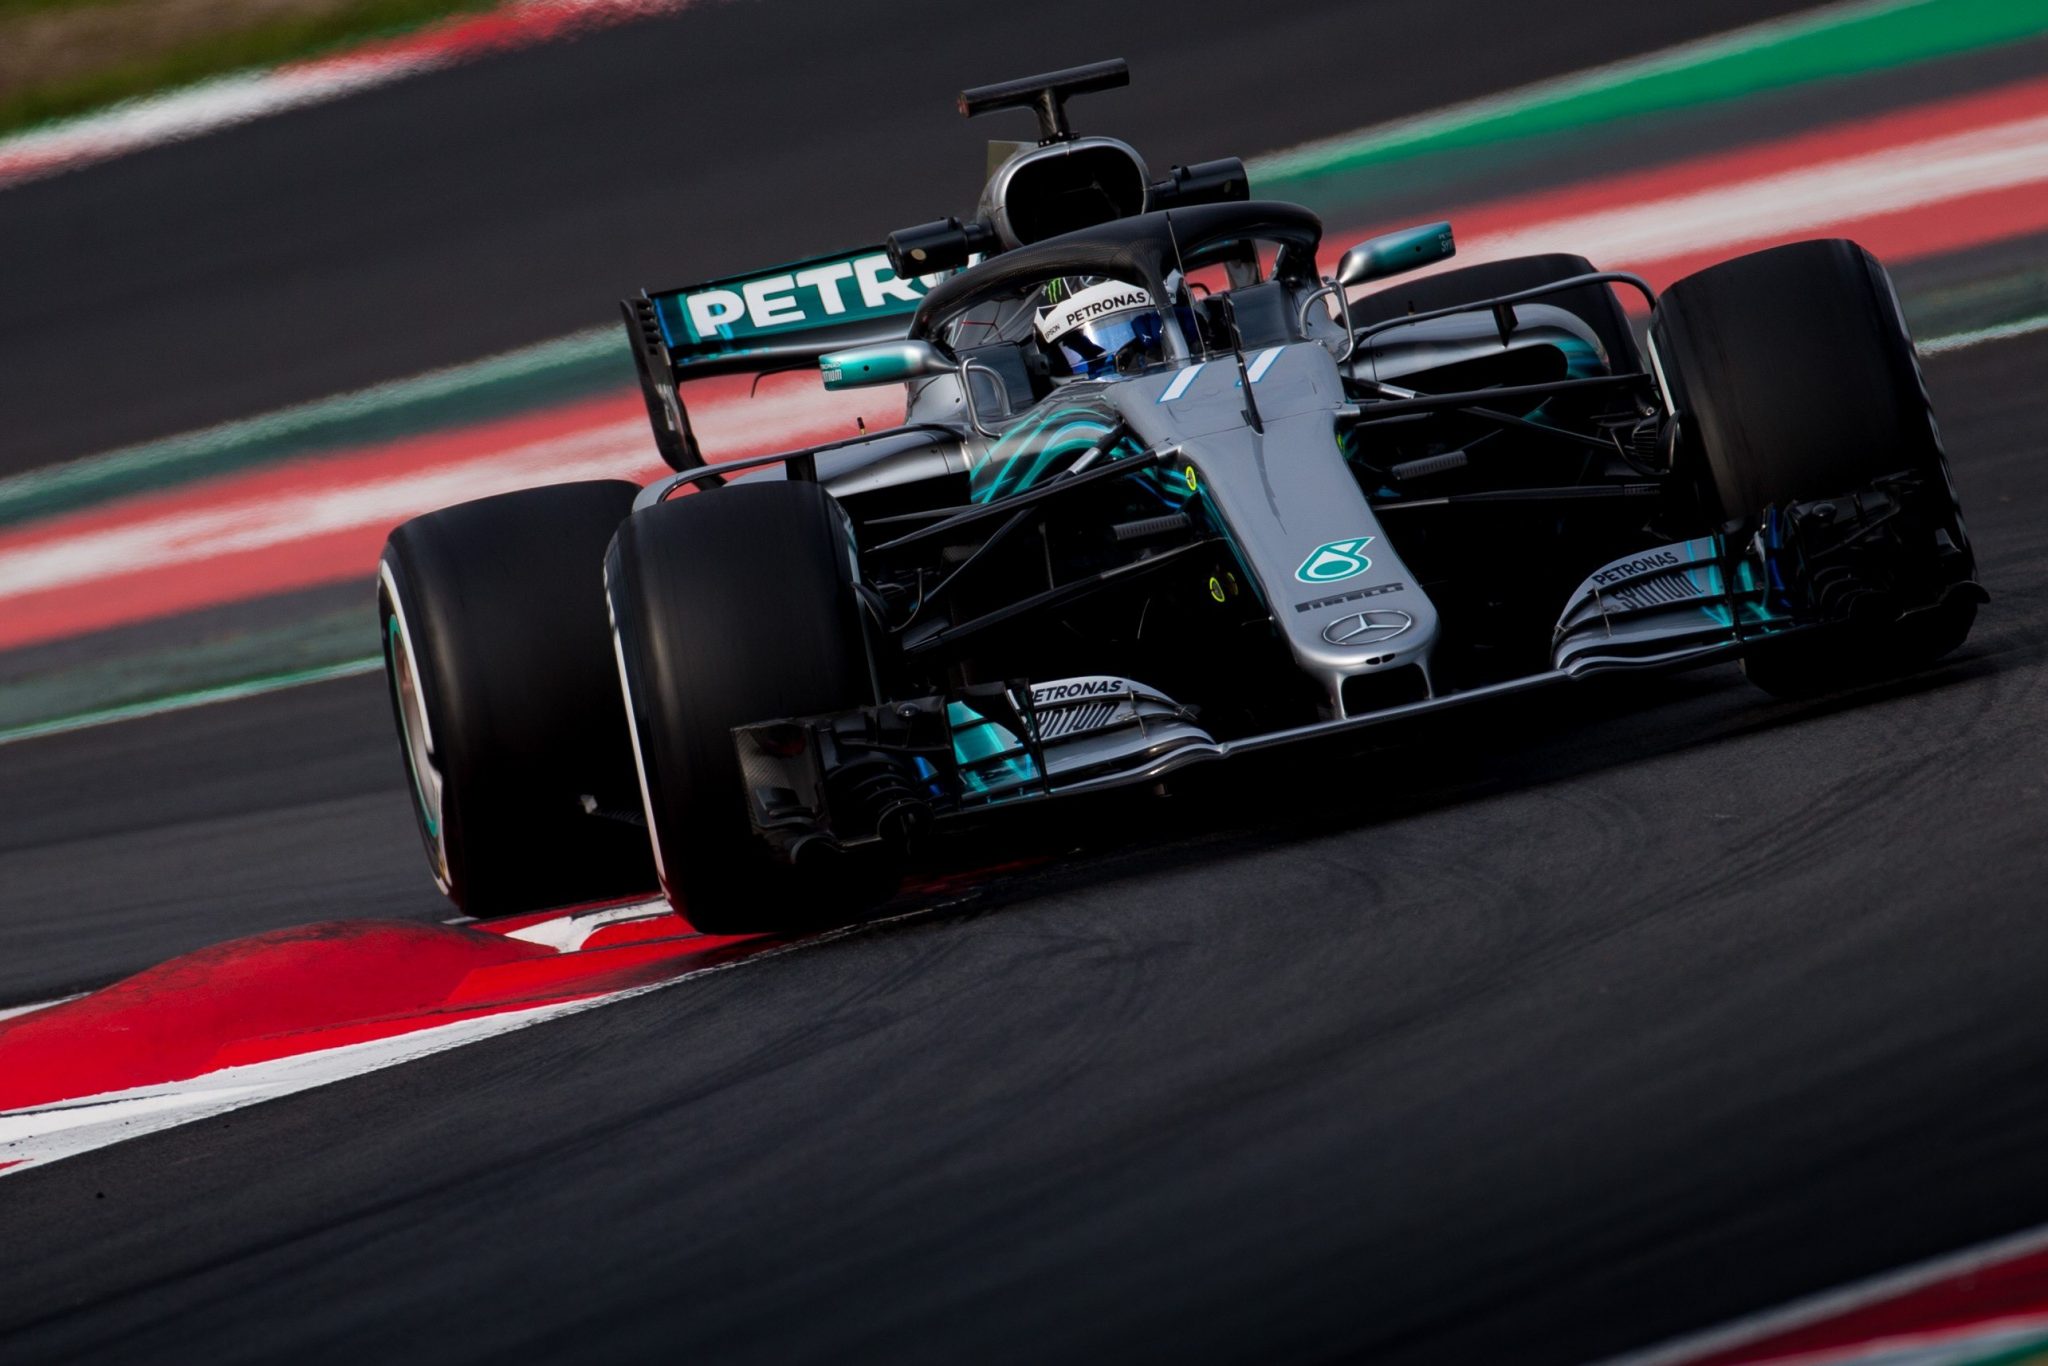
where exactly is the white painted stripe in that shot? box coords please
[1157,364,1206,403]
[0,0,692,190]
[1245,347,1284,384]
[1917,311,2048,354]
[1595,1217,2048,1365]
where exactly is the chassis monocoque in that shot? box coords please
[379,61,1983,931]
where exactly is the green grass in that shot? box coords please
[0,0,131,15]
[0,0,500,135]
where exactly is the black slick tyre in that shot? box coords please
[379,480,655,916]
[1649,238,1976,698]
[605,481,887,934]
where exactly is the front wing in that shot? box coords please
[733,479,1984,858]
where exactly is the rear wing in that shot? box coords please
[622,245,948,471]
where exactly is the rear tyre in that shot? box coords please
[606,482,891,934]
[1348,252,1640,372]
[1649,238,1976,699]
[380,480,655,916]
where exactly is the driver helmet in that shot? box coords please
[1035,277,1180,381]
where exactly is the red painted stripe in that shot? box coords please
[438,935,731,1006]
[0,922,541,1110]
[193,990,612,1073]
[0,879,1030,1131]
[0,912,771,1112]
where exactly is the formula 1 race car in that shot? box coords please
[379,60,1983,930]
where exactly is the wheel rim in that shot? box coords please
[384,600,450,892]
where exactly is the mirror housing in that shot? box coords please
[819,339,953,391]
[1335,222,1455,288]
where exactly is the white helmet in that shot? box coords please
[1034,277,1176,381]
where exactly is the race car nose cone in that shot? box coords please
[1322,609,1415,647]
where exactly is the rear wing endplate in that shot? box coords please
[622,246,950,471]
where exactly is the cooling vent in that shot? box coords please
[1607,571,1695,612]
[1034,700,1122,740]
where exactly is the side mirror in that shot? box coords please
[819,339,953,391]
[1335,222,1455,288]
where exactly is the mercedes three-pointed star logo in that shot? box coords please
[1322,608,1414,648]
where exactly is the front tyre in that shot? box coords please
[606,482,890,934]
[1650,239,1978,699]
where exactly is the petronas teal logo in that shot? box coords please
[1295,536,1374,583]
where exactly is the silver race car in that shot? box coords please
[379,60,1982,930]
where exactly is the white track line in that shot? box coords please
[1918,312,2048,354]
[0,994,84,1024]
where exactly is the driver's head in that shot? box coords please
[1035,277,1176,381]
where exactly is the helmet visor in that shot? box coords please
[1052,310,1172,380]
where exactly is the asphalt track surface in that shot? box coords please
[6,3,2048,1363]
